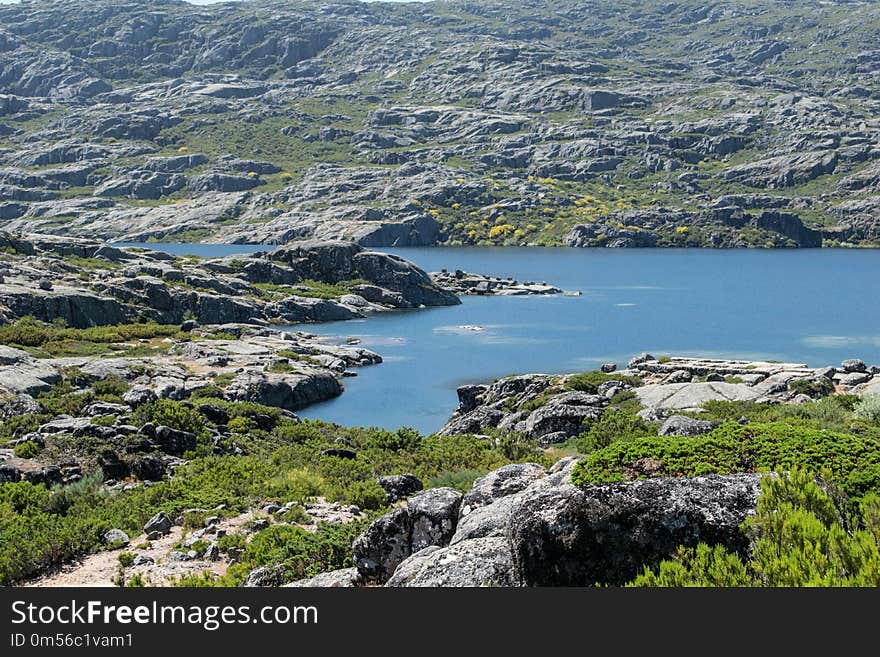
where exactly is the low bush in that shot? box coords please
[566,370,641,394]
[13,441,41,459]
[571,422,880,499]
[854,395,880,423]
[630,470,880,586]
[176,520,369,587]
[133,399,206,435]
[0,317,181,350]
[573,408,656,453]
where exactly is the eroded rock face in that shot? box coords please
[285,568,361,588]
[1,2,878,249]
[0,235,459,329]
[460,463,547,513]
[352,508,413,583]
[365,462,763,588]
[439,374,608,442]
[508,474,762,586]
[352,487,462,583]
[385,538,515,588]
[225,371,342,411]
[658,415,717,437]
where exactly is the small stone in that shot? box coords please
[143,511,172,536]
[104,529,130,546]
[204,542,220,561]
[842,359,867,373]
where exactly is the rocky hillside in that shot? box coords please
[0,0,879,247]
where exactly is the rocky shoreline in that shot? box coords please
[0,233,460,329]
[0,231,574,492]
[439,354,880,446]
[4,342,877,587]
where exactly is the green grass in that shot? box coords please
[0,317,183,354]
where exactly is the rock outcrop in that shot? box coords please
[343,459,764,587]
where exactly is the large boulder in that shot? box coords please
[385,538,515,587]
[352,487,462,583]
[285,568,361,588]
[153,425,197,455]
[508,473,762,586]
[520,397,604,441]
[225,370,342,410]
[408,487,462,553]
[460,463,546,513]
[241,565,286,588]
[377,473,423,503]
[351,508,413,583]
[143,511,172,536]
[188,172,263,193]
[0,464,22,483]
[1,393,44,418]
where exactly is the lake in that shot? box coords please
[121,244,880,434]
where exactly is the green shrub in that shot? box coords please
[125,573,146,588]
[789,377,834,398]
[630,470,880,587]
[38,382,93,416]
[265,467,324,503]
[189,385,226,400]
[13,440,41,459]
[566,370,641,394]
[427,469,485,492]
[854,395,880,423]
[134,399,205,435]
[0,317,180,351]
[227,416,256,434]
[178,520,369,587]
[571,422,880,499]
[324,479,387,510]
[216,533,247,553]
[496,432,545,461]
[92,377,130,400]
[0,413,49,444]
[118,552,135,568]
[90,415,117,427]
[696,397,857,432]
[574,408,656,453]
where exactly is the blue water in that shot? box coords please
[121,244,880,434]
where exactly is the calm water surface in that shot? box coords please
[124,244,880,434]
